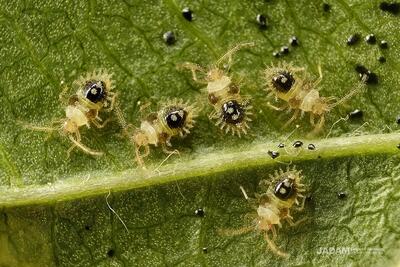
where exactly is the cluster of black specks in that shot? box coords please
[278,143,285,148]
[273,36,299,57]
[256,14,268,30]
[273,47,289,57]
[365,34,377,44]
[307,144,316,150]
[163,31,176,45]
[289,36,299,46]
[347,34,360,46]
[348,33,389,64]
[347,33,388,63]
[322,3,331,12]
[380,40,389,49]
[337,192,347,199]
[182,7,193,21]
[293,140,303,148]
[107,249,115,258]
[268,150,280,159]
[195,208,205,217]
[349,109,363,120]
[380,2,400,15]
[355,64,378,85]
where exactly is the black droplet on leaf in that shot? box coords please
[195,208,205,217]
[289,36,299,46]
[366,72,378,84]
[396,116,400,124]
[268,150,280,159]
[280,46,289,55]
[365,34,376,44]
[107,249,115,257]
[355,64,368,74]
[380,40,388,49]
[355,64,378,84]
[202,247,208,253]
[397,144,400,149]
[182,7,193,21]
[337,192,347,199]
[256,14,268,29]
[379,2,400,15]
[278,143,285,148]
[378,56,386,63]
[349,109,363,120]
[293,140,303,148]
[307,144,316,150]
[347,34,360,46]
[322,3,331,12]
[163,31,176,45]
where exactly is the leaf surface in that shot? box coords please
[1,0,400,266]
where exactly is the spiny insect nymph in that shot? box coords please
[117,99,197,167]
[264,62,365,134]
[220,167,306,258]
[23,69,117,156]
[180,43,254,137]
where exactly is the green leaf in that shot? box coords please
[1,0,400,266]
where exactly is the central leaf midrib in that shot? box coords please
[0,132,399,208]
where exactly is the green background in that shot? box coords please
[1,0,400,266]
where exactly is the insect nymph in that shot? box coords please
[264,62,365,134]
[221,167,306,258]
[180,43,254,137]
[118,99,197,167]
[23,69,117,156]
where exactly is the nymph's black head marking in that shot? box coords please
[84,80,106,103]
[274,177,295,200]
[272,71,295,93]
[221,100,245,124]
[165,107,187,129]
